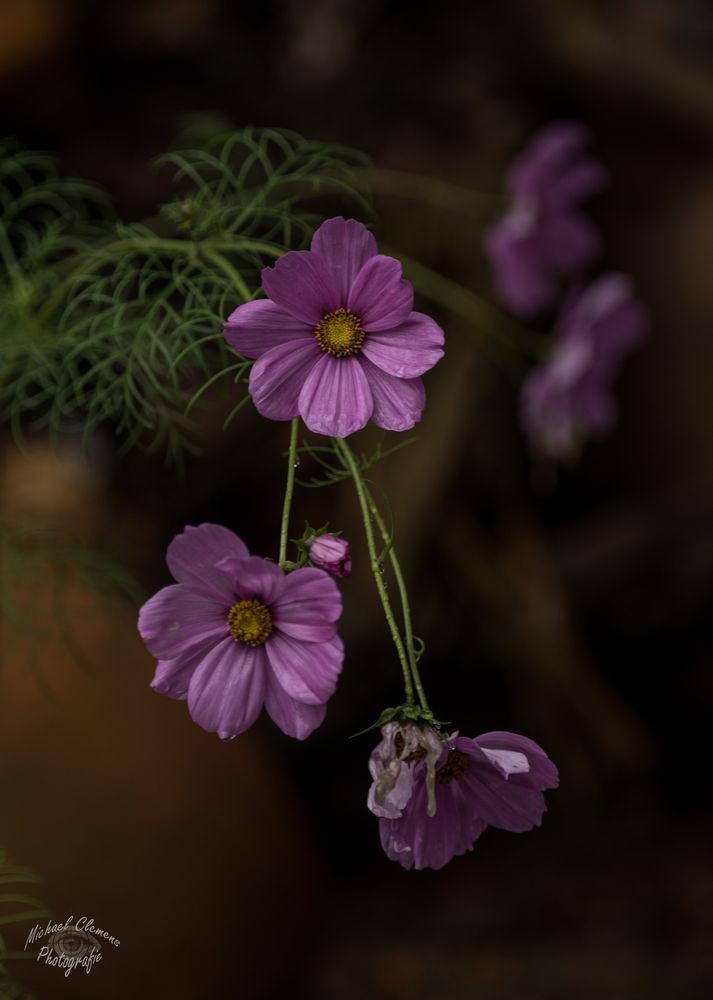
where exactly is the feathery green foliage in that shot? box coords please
[0,128,370,463]
[295,436,416,489]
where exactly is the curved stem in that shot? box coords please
[364,485,430,714]
[202,248,252,303]
[278,419,299,568]
[380,245,545,365]
[365,167,504,218]
[335,438,414,705]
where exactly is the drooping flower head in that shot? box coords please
[223,217,445,438]
[306,533,352,578]
[371,730,558,871]
[138,524,344,740]
[520,273,648,460]
[485,122,606,317]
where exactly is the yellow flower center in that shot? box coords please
[315,308,365,357]
[435,749,470,784]
[227,599,273,647]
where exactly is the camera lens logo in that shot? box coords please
[50,925,101,960]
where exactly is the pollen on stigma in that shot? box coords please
[227,599,273,647]
[315,308,365,357]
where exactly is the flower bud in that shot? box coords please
[306,534,351,578]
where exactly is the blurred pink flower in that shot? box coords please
[521,273,648,459]
[485,122,606,317]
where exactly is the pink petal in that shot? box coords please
[457,740,548,833]
[138,585,228,659]
[310,217,378,303]
[359,358,425,432]
[476,732,559,790]
[261,250,338,324]
[166,524,248,595]
[347,255,413,331]
[187,639,267,739]
[150,644,209,700]
[361,311,444,378]
[484,221,556,317]
[559,273,631,331]
[223,299,313,359]
[265,632,344,705]
[249,338,322,421]
[507,122,590,197]
[298,354,373,437]
[272,567,342,642]
[554,159,607,206]
[272,618,336,644]
[539,211,601,272]
[480,748,530,778]
[217,555,286,606]
[380,775,484,871]
[263,675,327,740]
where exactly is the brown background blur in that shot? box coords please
[1,1,713,998]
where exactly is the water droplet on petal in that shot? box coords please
[168,621,180,632]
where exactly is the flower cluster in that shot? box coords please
[485,122,648,460]
[485,122,605,318]
[368,723,558,870]
[136,212,561,872]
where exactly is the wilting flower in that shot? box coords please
[138,523,343,740]
[376,730,558,871]
[485,121,606,317]
[520,273,648,460]
[223,217,445,437]
[306,533,352,578]
[367,721,444,819]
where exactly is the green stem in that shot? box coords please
[202,248,252,303]
[365,167,504,218]
[335,438,414,705]
[380,246,545,364]
[365,486,430,714]
[278,419,299,568]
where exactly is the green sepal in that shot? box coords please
[349,704,450,739]
[290,520,345,568]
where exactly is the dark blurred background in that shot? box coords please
[1,1,713,997]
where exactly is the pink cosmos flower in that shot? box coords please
[485,122,606,317]
[223,217,445,437]
[373,730,558,871]
[520,273,648,459]
[138,523,343,740]
[306,533,352,578]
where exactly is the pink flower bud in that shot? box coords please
[307,534,351,578]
